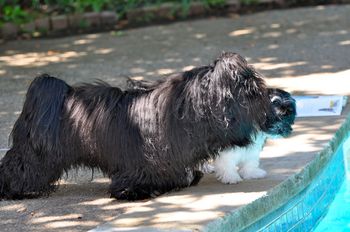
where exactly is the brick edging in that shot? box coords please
[1,11,118,39]
[1,0,350,40]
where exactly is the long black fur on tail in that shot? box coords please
[0,52,279,201]
[0,74,70,199]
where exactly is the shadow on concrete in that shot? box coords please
[0,4,350,232]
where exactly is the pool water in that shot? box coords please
[314,134,350,232]
[314,179,350,231]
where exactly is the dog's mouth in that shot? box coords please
[280,126,293,137]
[266,122,293,138]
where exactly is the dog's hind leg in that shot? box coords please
[109,168,203,201]
[0,147,65,199]
[0,74,71,199]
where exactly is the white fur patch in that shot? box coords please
[239,167,267,180]
[213,132,267,184]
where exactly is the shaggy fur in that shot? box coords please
[0,52,281,201]
[128,81,297,184]
[213,88,296,184]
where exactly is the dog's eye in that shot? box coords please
[285,106,296,114]
[271,96,282,104]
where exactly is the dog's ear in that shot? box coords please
[209,52,274,132]
[212,52,267,98]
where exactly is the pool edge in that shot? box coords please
[204,113,350,232]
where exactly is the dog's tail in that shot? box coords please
[0,74,71,199]
[11,74,71,152]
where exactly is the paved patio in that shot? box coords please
[0,4,350,232]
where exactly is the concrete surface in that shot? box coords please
[0,4,350,232]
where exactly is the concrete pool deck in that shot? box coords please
[1,4,350,232]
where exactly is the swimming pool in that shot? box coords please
[205,115,350,232]
[314,133,350,231]
[314,179,350,231]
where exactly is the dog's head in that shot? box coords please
[265,88,296,138]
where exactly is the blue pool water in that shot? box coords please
[314,179,350,231]
[314,135,350,232]
[239,133,348,232]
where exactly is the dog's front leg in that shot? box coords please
[213,148,242,184]
[109,173,159,201]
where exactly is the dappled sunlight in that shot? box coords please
[262,31,282,38]
[260,111,348,182]
[94,48,114,55]
[156,68,175,75]
[101,204,125,211]
[320,64,333,70]
[130,76,144,81]
[105,177,274,229]
[85,34,101,39]
[32,214,83,224]
[154,194,200,205]
[266,69,350,95]
[263,133,328,159]
[79,198,114,206]
[193,33,207,39]
[255,61,307,71]
[286,28,297,34]
[0,111,10,116]
[229,27,255,36]
[106,188,269,229]
[319,29,348,37]
[116,216,149,226]
[0,51,87,67]
[0,181,126,231]
[0,203,27,211]
[258,57,278,62]
[45,220,98,229]
[263,116,346,160]
[152,210,222,224]
[270,23,281,29]
[264,138,315,158]
[182,65,195,71]
[73,39,94,45]
[340,40,350,45]
[267,44,279,50]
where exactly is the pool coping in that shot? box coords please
[204,113,350,232]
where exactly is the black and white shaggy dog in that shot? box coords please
[1,52,284,201]
[129,82,296,184]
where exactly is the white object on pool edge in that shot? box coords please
[293,95,347,117]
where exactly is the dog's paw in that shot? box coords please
[215,170,242,184]
[190,170,204,186]
[110,187,153,201]
[239,167,267,180]
[199,163,215,174]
